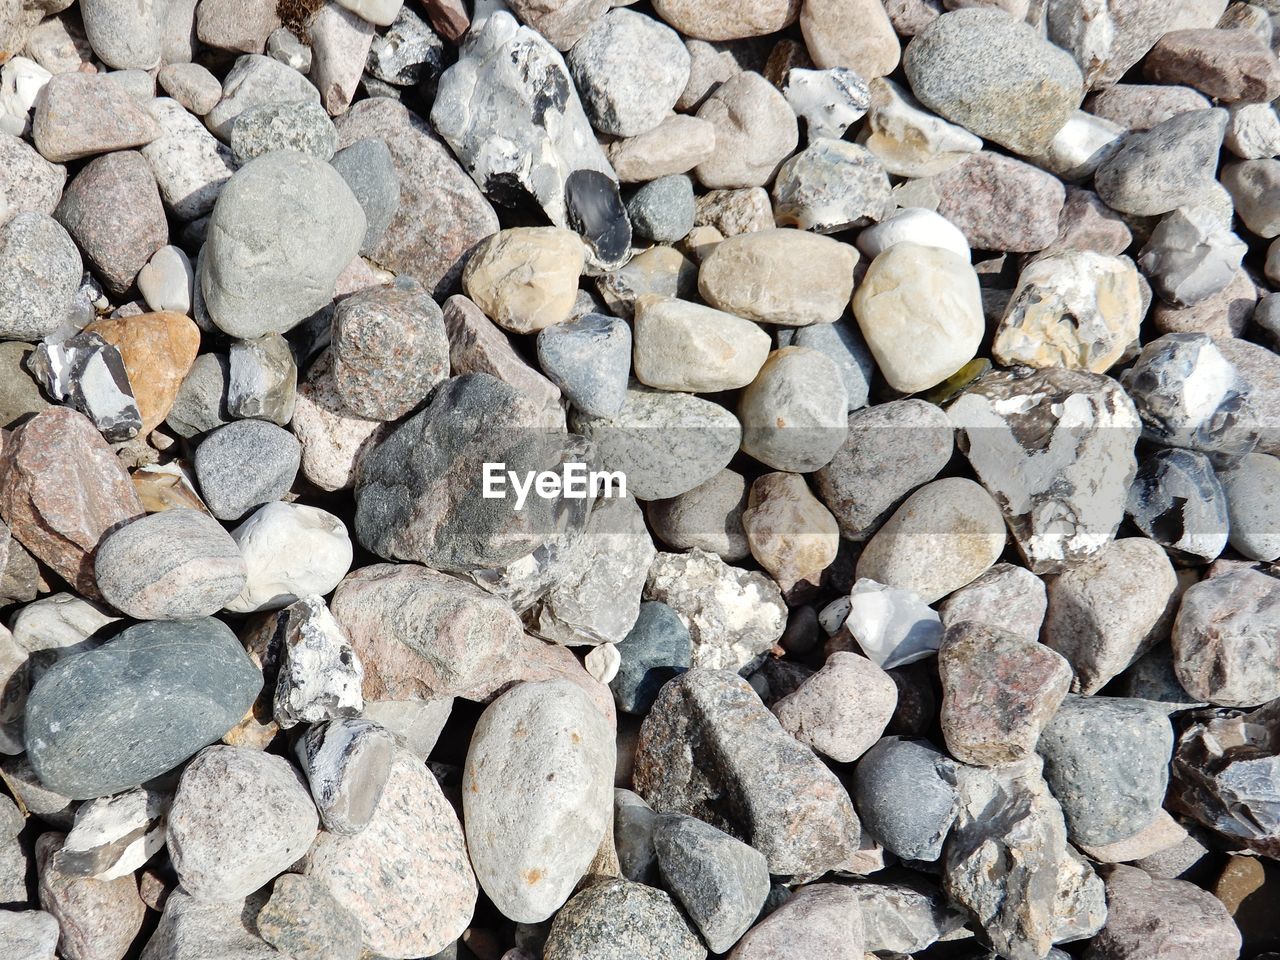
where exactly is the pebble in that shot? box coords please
[772,138,891,233]
[273,595,363,728]
[226,502,352,613]
[693,185,773,236]
[140,97,236,221]
[463,227,584,334]
[256,874,362,960]
[783,67,870,141]
[645,468,750,561]
[1046,0,1174,89]
[853,878,968,954]
[536,313,631,417]
[1219,453,1280,561]
[1146,27,1280,103]
[1127,447,1229,562]
[855,205,970,260]
[861,76,982,178]
[542,878,704,960]
[0,57,51,138]
[326,140,398,256]
[138,888,277,959]
[606,115,718,183]
[193,419,301,521]
[166,353,230,438]
[0,211,81,341]
[800,0,899,79]
[0,132,66,228]
[36,830,147,960]
[229,100,338,165]
[156,63,220,116]
[366,6,443,87]
[55,786,168,881]
[309,2,374,116]
[845,578,943,668]
[742,471,839,592]
[138,245,194,315]
[653,813,769,953]
[771,651,896,762]
[206,52,322,138]
[24,618,261,799]
[626,175,695,243]
[634,669,861,875]
[1152,266,1256,339]
[507,0,610,50]
[0,911,59,960]
[633,297,769,393]
[1139,205,1248,307]
[195,0,280,54]
[94,508,246,620]
[167,745,318,900]
[729,883,864,960]
[782,319,875,412]
[227,333,297,425]
[1226,101,1280,160]
[584,643,619,684]
[1222,159,1280,239]
[739,347,848,472]
[295,717,396,834]
[1088,864,1242,960]
[932,151,1067,253]
[1095,108,1228,216]
[464,679,614,923]
[31,72,158,163]
[694,71,798,189]
[1032,110,1126,182]
[31,333,140,442]
[85,311,201,434]
[853,737,958,862]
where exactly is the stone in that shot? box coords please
[1039,187,1134,260]
[157,63,221,116]
[54,786,168,881]
[949,366,1141,573]
[739,348,848,472]
[584,644,619,684]
[306,744,475,957]
[193,420,301,521]
[903,8,1083,155]
[228,101,338,165]
[653,813,768,953]
[784,319,875,411]
[295,717,397,835]
[0,56,51,138]
[330,138,400,255]
[694,71,798,189]
[626,175,695,243]
[462,227,583,334]
[1219,337,1280,457]
[939,621,1073,766]
[651,0,797,40]
[699,230,854,326]
[1127,448,1229,562]
[227,502,352,613]
[273,595,363,728]
[644,469,749,560]
[289,351,384,491]
[227,333,297,425]
[615,788,658,883]
[542,878,704,960]
[138,888,278,959]
[931,151,1067,253]
[167,353,230,438]
[610,601,692,715]
[140,98,236,222]
[572,384,742,500]
[0,342,49,429]
[607,115,718,183]
[633,297,769,395]
[29,333,142,442]
[1094,108,1228,216]
[200,151,365,339]
[845,578,943,668]
[563,168,631,270]
[31,72,158,162]
[505,0,610,50]
[1226,101,1280,159]
[853,878,967,954]
[783,66,870,140]
[1146,27,1280,102]
[1087,83,1213,133]
[1219,453,1280,561]
[815,399,953,541]
[729,883,864,959]
[256,874,362,960]
[1139,206,1248,307]
[35,831,147,960]
[0,132,65,228]
[634,669,861,875]
[366,6,443,86]
[1152,267,1256,339]
[853,737,959,861]
[464,679,613,923]
[204,54,322,139]
[24,618,261,799]
[1222,159,1280,239]
[860,78,982,179]
[138,245,194,315]
[1032,110,1126,181]
[536,313,630,417]
[55,150,167,296]
[772,651,896,762]
[1172,567,1280,707]
[772,139,891,234]
[0,407,144,597]
[309,2,374,116]
[195,0,279,53]
[94,508,246,620]
[84,311,200,434]
[1076,809,1189,864]
[0,212,80,340]
[1038,694,1173,846]
[742,471,839,591]
[800,0,899,79]
[1086,864,1242,960]
[693,186,773,236]
[1047,0,1175,89]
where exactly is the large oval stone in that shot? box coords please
[24,619,262,799]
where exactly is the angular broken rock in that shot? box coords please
[729,882,864,960]
[30,333,141,442]
[36,831,146,960]
[273,595,364,729]
[296,717,398,836]
[633,669,861,876]
[771,651,896,763]
[54,787,169,881]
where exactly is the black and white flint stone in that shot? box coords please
[30,332,142,442]
[784,67,871,141]
[1126,447,1229,562]
[565,169,632,269]
[366,5,445,88]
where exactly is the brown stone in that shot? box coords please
[742,472,839,593]
[1152,268,1256,339]
[1215,856,1266,915]
[652,0,800,41]
[0,407,144,597]
[31,72,159,163]
[84,312,201,434]
[419,0,470,42]
[799,0,900,80]
[933,152,1066,253]
[1088,864,1242,960]
[36,831,146,960]
[1145,29,1280,104]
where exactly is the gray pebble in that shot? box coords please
[205,53,323,140]
[614,788,658,884]
[229,100,339,165]
[227,333,297,425]
[257,873,362,960]
[610,600,692,715]
[330,138,401,256]
[773,138,891,234]
[0,212,82,341]
[1138,205,1248,307]
[645,468,751,562]
[853,736,959,862]
[537,313,631,418]
[80,0,161,70]
[740,347,848,473]
[1094,108,1228,216]
[157,62,222,116]
[543,878,704,960]
[626,175,695,243]
[1219,452,1280,561]
[193,419,301,521]
[166,352,231,438]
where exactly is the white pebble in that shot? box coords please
[225,502,354,614]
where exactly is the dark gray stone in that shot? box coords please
[614,788,658,884]
[24,618,262,800]
[536,313,631,419]
[626,175,695,243]
[193,419,302,521]
[330,138,401,256]
[610,601,692,715]
[566,168,632,269]
[853,736,959,862]
[542,878,704,960]
[1126,447,1228,562]
[229,101,339,166]
[166,353,231,438]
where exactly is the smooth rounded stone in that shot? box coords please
[1173,567,1280,707]
[1226,101,1280,160]
[698,228,857,326]
[626,176,696,243]
[0,132,65,228]
[938,620,1073,766]
[464,679,614,924]
[138,245,194,315]
[856,206,970,261]
[193,420,301,522]
[1087,864,1241,960]
[634,669,861,875]
[584,644,620,685]
[194,0,280,53]
[32,73,158,163]
[653,813,768,953]
[599,245,698,318]
[330,138,400,255]
[308,2,375,116]
[903,9,1083,156]
[738,347,847,473]
[94,508,246,620]
[36,830,147,960]
[1219,453,1280,561]
[226,502,352,613]
[650,0,797,40]
[462,227,584,335]
[772,138,890,234]
[645,468,750,561]
[24,618,261,800]
[1127,448,1229,562]
[295,718,397,833]
[615,788,659,883]
[742,472,839,592]
[1145,26,1280,102]
[256,874,361,960]
[632,297,769,393]
[138,887,278,960]
[307,744,475,958]
[0,212,80,341]
[778,321,873,413]
[853,242,983,393]
[571,384,742,501]
[931,151,1067,253]
[784,66,871,142]
[856,477,1004,606]
[800,0,899,79]
[167,745,318,901]
[200,151,365,339]
[1094,108,1227,217]
[0,407,144,598]
[607,115,717,184]
[1221,159,1280,240]
[166,353,230,438]
[330,279,447,421]
[54,150,167,296]
[228,101,337,166]
[694,71,798,189]
[543,878,704,960]
[814,399,953,541]
[771,651,896,763]
[1086,82,1212,132]
[536,313,630,418]
[157,63,221,117]
[854,737,959,862]
[1139,204,1248,308]
[0,911,59,959]
[289,350,384,491]
[567,9,689,138]
[845,577,943,669]
[1122,333,1257,461]
[729,883,865,960]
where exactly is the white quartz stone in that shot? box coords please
[855,206,970,261]
[138,244,194,314]
[845,578,943,669]
[225,502,354,613]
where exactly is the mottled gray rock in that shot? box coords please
[0,133,66,229]
[543,878,705,960]
[507,0,611,50]
[24,618,261,799]
[0,212,81,341]
[229,101,338,165]
[228,333,297,425]
[256,874,362,960]
[772,652,896,763]
[0,911,59,960]
[852,878,967,955]
[194,419,301,521]
[1219,453,1280,561]
[609,600,692,715]
[854,736,958,861]
[1086,864,1241,960]
[634,669,862,875]
[533,314,627,419]
[614,788,658,883]
[739,347,847,473]
[204,54,323,140]
[729,883,864,959]
[1094,108,1228,216]
[773,138,891,233]
[330,138,400,255]
[1127,447,1228,562]
[930,151,1066,253]
[157,63,222,116]
[626,176,695,243]
[1047,0,1175,89]
[140,97,237,222]
[166,353,230,438]
[939,562,1047,643]
[35,830,147,960]
[139,888,278,960]
[632,297,769,394]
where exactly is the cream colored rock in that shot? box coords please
[855,207,970,261]
[856,477,1006,604]
[800,0,900,80]
[743,472,840,592]
[652,0,800,41]
[226,502,354,613]
[772,651,897,762]
[994,251,1143,374]
[699,228,858,326]
[632,298,771,392]
[860,78,983,178]
[606,115,717,183]
[852,242,983,393]
[694,71,799,189]
[462,227,585,334]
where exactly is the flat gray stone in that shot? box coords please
[330,138,401,256]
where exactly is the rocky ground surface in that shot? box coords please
[1,0,1280,958]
